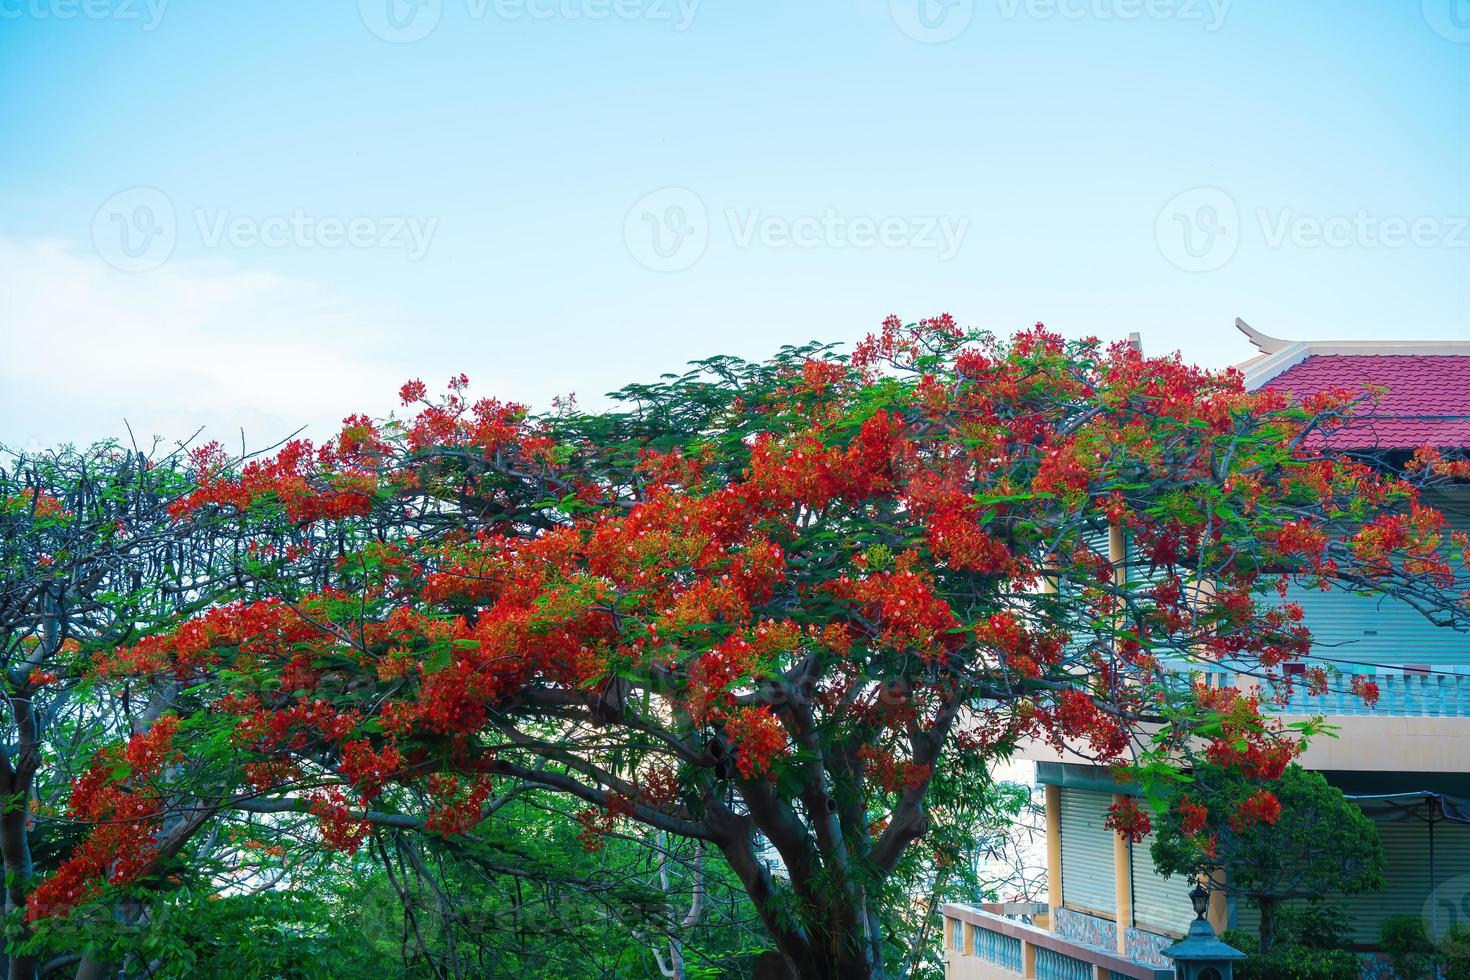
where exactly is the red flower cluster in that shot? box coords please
[575,794,637,853]
[1196,686,1296,781]
[1350,675,1381,708]
[308,787,370,854]
[724,706,789,780]
[2,490,70,520]
[168,439,375,524]
[1177,796,1210,837]
[27,718,181,920]
[830,558,961,663]
[1106,798,1151,844]
[1049,689,1128,762]
[1230,789,1283,830]
[423,774,496,836]
[340,739,405,800]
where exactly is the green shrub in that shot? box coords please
[1442,923,1470,980]
[1381,914,1436,979]
[1222,928,1261,956]
[1277,904,1352,950]
[1235,944,1360,980]
[1228,907,1357,980]
[1224,900,1353,980]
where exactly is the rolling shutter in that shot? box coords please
[1278,583,1470,671]
[1332,819,1470,945]
[1233,819,1470,946]
[1277,490,1470,672]
[1130,829,1195,936]
[1060,787,1117,916]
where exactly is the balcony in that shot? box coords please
[1198,670,1470,717]
[942,903,1172,980]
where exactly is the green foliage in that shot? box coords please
[15,805,769,979]
[1151,765,1385,950]
[1225,900,1355,979]
[1441,924,1470,980]
[1234,945,1360,980]
[1380,914,1436,980]
[17,888,377,979]
[1275,904,1352,951]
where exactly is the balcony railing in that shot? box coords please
[942,903,1172,980]
[1198,670,1470,717]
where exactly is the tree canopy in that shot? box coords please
[9,317,1470,979]
[1150,763,1387,951]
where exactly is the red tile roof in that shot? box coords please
[1264,355,1470,450]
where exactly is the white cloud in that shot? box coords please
[0,239,407,451]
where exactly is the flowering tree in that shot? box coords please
[0,441,386,980]
[25,319,1470,980]
[0,443,245,980]
[1149,763,1386,952]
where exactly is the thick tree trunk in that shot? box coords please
[1,673,43,980]
[706,814,882,979]
[1257,896,1278,953]
[0,773,35,980]
[71,959,109,980]
[704,686,959,980]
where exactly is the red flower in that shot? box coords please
[1232,790,1283,830]
[1177,796,1209,837]
[399,379,428,405]
[725,706,789,780]
[1106,798,1151,844]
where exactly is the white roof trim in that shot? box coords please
[1241,341,1310,391]
[1234,318,1470,391]
[1236,318,1292,354]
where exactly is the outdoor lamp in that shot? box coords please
[1162,882,1246,980]
[1189,881,1210,919]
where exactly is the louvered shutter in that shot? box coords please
[1276,490,1470,671]
[1332,819,1470,944]
[1060,787,1117,916]
[1232,819,1470,946]
[1279,584,1470,671]
[1130,829,1195,936]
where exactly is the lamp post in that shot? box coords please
[1190,882,1210,920]
[1161,882,1246,980]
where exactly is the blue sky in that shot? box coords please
[1,0,1466,448]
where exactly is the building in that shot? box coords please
[944,320,1470,980]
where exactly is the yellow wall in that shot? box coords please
[1018,713,1470,773]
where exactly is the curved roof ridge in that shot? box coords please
[1235,318,1470,391]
